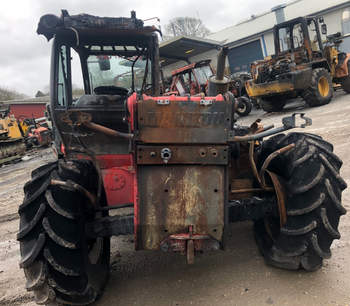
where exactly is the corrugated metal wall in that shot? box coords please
[9,104,47,120]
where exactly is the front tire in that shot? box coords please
[236,96,252,117]
[302,68,333,107]
[260,96,286,112]
[18,159,110,305]
[255,132,346,271]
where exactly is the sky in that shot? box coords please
[0,0,284,97]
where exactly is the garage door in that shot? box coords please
[340,36,350,53]
[228,40,263,73]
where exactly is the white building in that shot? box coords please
[160,0,350,76]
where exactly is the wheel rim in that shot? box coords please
[237,102,247,113]
[318,76,330,97]
[264,217,280,242]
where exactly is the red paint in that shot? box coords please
[95,153,139,248]
[96,154,133,169]
[171,59,212,76]
[102,166,135,206]
[171,62,197,75]
[9,103,47,120]
[28,126,51,146]
[60,143,66,156]
[127,92,137,131]
[95,154,136,208]
[142,94,225,102]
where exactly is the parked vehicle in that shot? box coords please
[246,16,350,112]
[168,59,252,116]
[230,71,258,114]
[18,11,347,305]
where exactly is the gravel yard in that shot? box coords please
[1,91,350,306]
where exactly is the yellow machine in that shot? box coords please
[246,16,350,112]
[0,115,23,138]
[0,104,26,163]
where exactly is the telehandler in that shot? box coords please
[18,11,346,305]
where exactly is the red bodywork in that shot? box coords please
[28,126,52,147]
[169,60,213,95]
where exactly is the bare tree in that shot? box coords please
[164,17,210,39]
[0,86,26,101]
[72,84,85,96]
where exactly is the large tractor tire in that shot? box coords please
[255,132,346,271]
[302,68,333,107]
[260,96,286,113]
[18,159,110,305]
[236,96,252,117]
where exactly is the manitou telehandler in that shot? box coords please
[246,16,350,112]
[18,11,346,305]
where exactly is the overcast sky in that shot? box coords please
[0,0,283,97]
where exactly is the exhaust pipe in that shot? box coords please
[208,47,230,96]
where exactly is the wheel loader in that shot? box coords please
[18,10,347,305]
[245,16,350,112]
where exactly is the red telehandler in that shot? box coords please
[18,10,346,305]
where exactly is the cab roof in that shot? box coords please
[37,10,159,42]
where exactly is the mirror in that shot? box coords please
[98,56,111,71]
[321,24,327,35]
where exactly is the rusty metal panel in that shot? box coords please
[138,165,225,250]
[137,145,228,165]
[137,99,232,144]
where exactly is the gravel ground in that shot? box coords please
[1,91,350,306]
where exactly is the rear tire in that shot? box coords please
[255,132,346,271]
[18,159,110,305]
[340,62,350,93]
[302,68,333,107]
[341,76,350,93]
[260,96,286,112]
[236,96,252,117]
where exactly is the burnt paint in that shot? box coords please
[138,165,225,250]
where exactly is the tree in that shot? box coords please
[0,86,26,101]
[164,17,210,39]
[35,90,46,97]
[72,84,85,96]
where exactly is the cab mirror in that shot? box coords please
[98,56,111,71]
